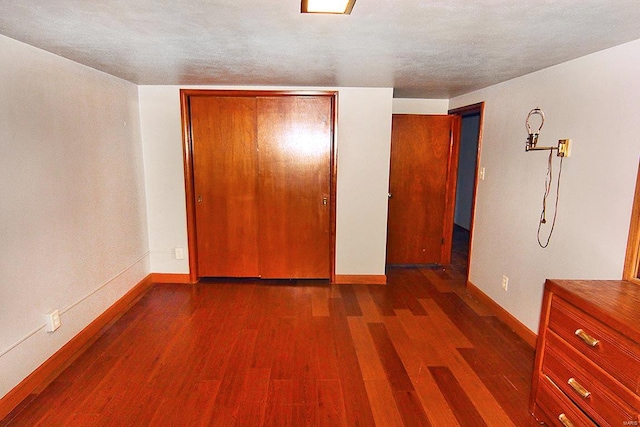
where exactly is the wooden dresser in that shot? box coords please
[530,279,640,426]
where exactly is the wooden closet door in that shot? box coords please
[190,96,260,277]
[257,96,332,279]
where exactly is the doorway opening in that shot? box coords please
[448,102,484,279]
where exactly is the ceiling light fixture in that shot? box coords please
[301,0,356,14]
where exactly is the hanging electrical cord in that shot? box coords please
[524,107,570,248]
[537,150,564,248]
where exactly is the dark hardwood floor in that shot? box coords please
[2,250,539,426]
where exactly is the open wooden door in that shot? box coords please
[386,114,460,265]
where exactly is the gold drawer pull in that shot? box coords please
[574,329,600,347]
[558,413,575,427]
[567,377,591,398]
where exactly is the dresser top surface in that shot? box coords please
[546,279,640,343]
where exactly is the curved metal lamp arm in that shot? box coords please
[525,108,570,157]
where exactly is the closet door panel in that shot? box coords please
[191,96,260,277]
[257,96,332,279]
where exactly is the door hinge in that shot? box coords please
[441,238,445,245]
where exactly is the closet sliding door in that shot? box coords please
[184,91,335,280]
[257,96,332,279]
[190,96,260,277]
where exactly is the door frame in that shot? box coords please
[180,89,339,283]
[442,114,462,265]
[447,102,485,280]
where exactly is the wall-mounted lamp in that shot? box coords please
[524,107,572,248]
[525,108,571,157]
[301,0,356,14]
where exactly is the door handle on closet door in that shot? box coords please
[197,195,203,203]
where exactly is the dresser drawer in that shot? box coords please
[548,296,640,393]
[535,375,597,427]
[544,332,640,426]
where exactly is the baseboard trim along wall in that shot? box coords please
[0,274,155,421]
[466,280,537,348]
[150,273,194,284]
[333,274,387,285]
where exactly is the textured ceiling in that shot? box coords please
[2,1,640,98]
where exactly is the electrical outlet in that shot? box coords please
[174,247,185,260]
[46,309,61,332]
[502,275,509,291]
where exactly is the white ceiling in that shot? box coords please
[2,1,640,98]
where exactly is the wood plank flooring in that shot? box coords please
[1,266,540,426]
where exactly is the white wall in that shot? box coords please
[138,88,189,273]
[0,35,149,398]
[450,39,640,332]
[335,88,394,275]
[138,86,394,276]
[392,98,449,115]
